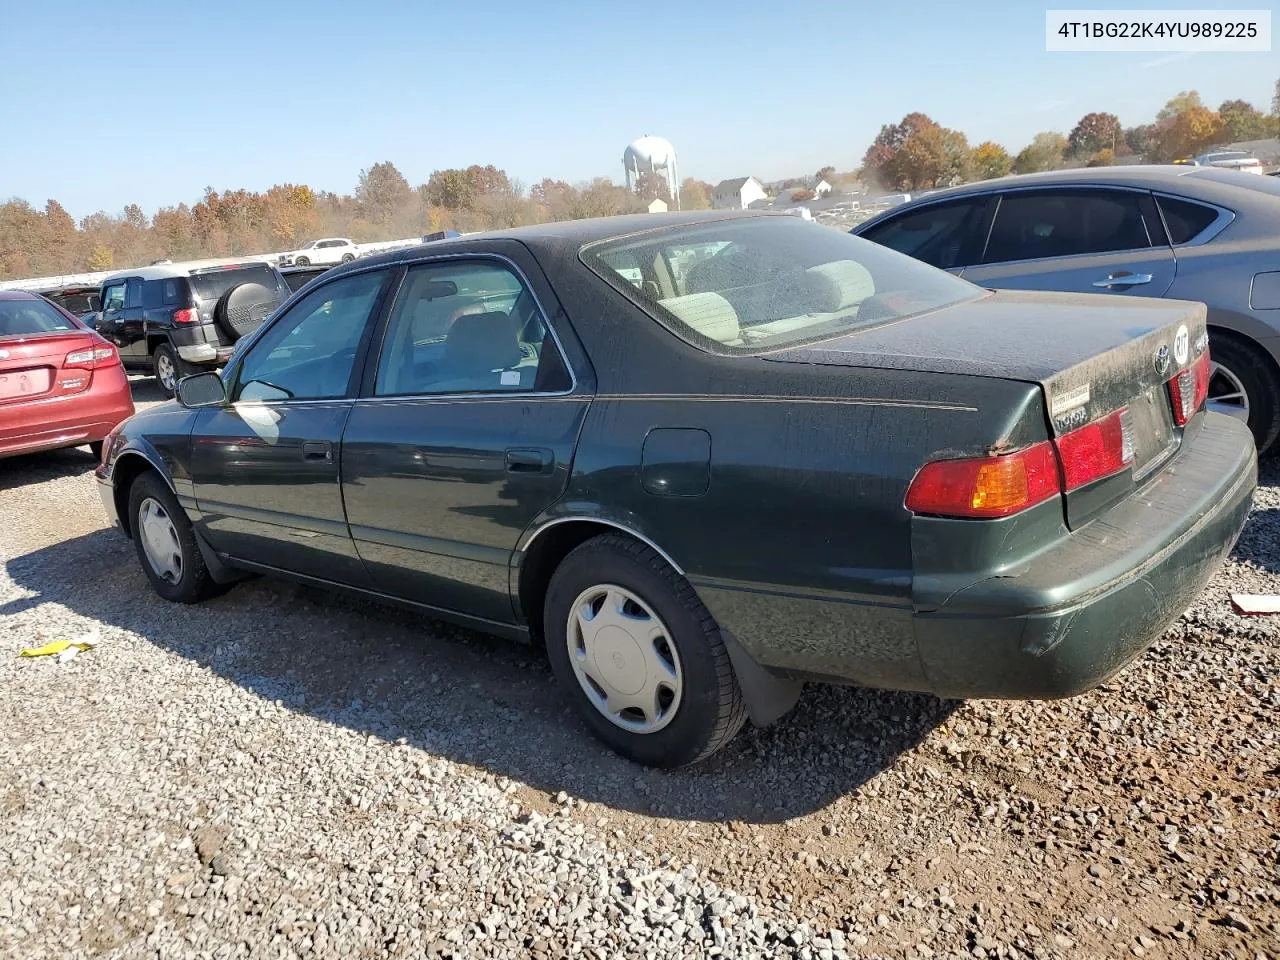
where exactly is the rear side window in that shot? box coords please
[142,279,187,308]
[1157,196,1222,244]
[983,190,1156,263]
[189,265,286,304]
[859,198,989,269]
[0,298,79,336]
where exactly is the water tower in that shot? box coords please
[623,135,680,210]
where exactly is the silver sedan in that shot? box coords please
[853,165,1280,452]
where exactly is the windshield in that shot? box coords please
[0,297,81,338]
[189,264,285,303]
[581,216,982,355]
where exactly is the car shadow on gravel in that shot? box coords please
[0,446,102,490]
[4,528,957,824]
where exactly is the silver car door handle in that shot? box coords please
[1093,272,1153,288]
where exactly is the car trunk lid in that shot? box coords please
[0,331,102,403]
[763,288,1209,527]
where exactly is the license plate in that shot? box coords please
[1129,386,1176,478]
[0,367,52,400]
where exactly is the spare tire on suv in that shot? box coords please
[215,282,281,343]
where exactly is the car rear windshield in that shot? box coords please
[581,216,982,354]
[0,297,80,337]
[188,265,283,303]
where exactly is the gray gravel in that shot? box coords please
[1,378,1277,959]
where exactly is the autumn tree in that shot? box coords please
[87,245,113,271]
[1067,112,1121,159]
[1086,148,1115,167]
[356,161,413,228]
[1013,132,1068,173]
[862,113,971,189]
[1124,124,1156,156]
[466,164,512,197]
[634,170,672,203]
[424,169,479,211]
[971,142,1012,180]
[1157,91,1203,121]
[1218,99,1273,141]
[680,178,712,209]
[815,165,836,183]
[1151,97,1224,162]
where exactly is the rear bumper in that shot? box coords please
[0,367,135,459]
[170,323,233,366]
[914,412,1256,698]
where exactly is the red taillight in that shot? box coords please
[906,409,1136,519]
[173,308,198,324]
[1056,408,1134,489]
[64,343,118,369]
[905,442,1061,518]
[1168,352,1210,425]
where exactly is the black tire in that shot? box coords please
[295,256,311,267]
[340,253,355,263]
[151,342,194,397]
[87,441,104,462]
[126,471,215,604]
[543,534,747,767]
[214,282,280,344]
[1209,332,1280,454]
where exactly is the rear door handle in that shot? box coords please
[1093,272,1153,288]
[505,448,550,473]
[302,440,332,461]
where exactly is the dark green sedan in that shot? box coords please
[95,212,1257,767]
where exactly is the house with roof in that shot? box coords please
[712,176,767,210]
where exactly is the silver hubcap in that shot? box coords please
[566,584,683,734]
[1207,360,1250,423]
[157,353,176,391]
[138,498,183,583]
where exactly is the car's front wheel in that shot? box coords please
[127,471,215,603]
[544,533,747,767]
[340,253,355,263]
[295,256,311,267]
[1207,333,1280,454]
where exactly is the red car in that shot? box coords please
[0,291,135,461]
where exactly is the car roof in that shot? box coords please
[338,211,779,273]
[101,259,278,283]
[895,164,1202,202]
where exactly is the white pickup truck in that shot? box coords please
[277,238,360,267]
[1191,151,1265,175]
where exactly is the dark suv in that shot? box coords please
[95,261,292,395]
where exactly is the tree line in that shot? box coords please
[862,84,1280,191]
[0,165,715,281]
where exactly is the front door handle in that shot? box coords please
[1093,272,1153,288]
[505,448,550,473]
[302,440,332,461]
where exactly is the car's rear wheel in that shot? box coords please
[1208,333,1280,454]
[127,472,215,604]
[295,256,310,267]
[152,342,194,397]
[543,533,747,767]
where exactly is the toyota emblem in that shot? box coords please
[1154,345,1170,376]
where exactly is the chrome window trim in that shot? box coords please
[518,517,684,576]
[363,251,580,402]
[1150,192,1236,248]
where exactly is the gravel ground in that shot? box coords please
[1,377,1277,959]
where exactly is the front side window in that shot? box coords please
[374,260,570,396]
[582,216,982,355]
[983,189,1156,264]
[859,198,989,269]
[102,283,126,313]
[233,270,385,402]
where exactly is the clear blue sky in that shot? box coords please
[3,0,1276,220]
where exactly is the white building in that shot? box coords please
[814,178,833,197]
[711,176,767,210]
[647,197,669,214]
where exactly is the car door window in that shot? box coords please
[233,270,385,402]
[859,198,989,269]
[373,260,571,396]
[983,189,1156,264]
[101,283,125,312]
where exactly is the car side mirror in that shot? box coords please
[176,371,227,408]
